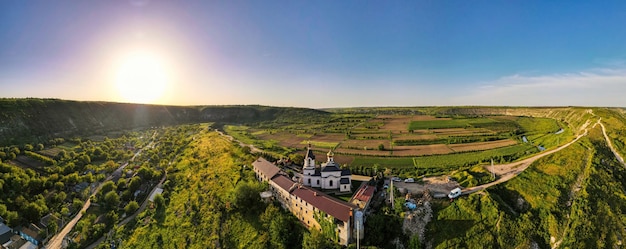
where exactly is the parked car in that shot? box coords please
[404,178,415,183]
[391,177,401,182]
[448,187,462,199]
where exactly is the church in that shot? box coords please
[301,145,352,192]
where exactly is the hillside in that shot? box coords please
[0,98,329,146]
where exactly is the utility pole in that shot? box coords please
[356,219,360,249]
[491,158,495,181]
[390,179,394,207]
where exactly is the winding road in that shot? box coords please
[460,120,595,195]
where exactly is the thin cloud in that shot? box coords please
[456,67,626,107]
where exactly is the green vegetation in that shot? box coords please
[408,118,496,130]
[351,144,536,176]
[450,165,493,188]
[3,100,625,248]
[118,129,304,249]
[427,125,626,248]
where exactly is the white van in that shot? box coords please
[448,187,462,199]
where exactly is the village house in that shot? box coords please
[252,157,361,246]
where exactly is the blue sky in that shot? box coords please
[2,1,626,108]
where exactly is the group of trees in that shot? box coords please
[0,127,158,246]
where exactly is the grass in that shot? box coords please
[408,118,496,130]
[426,125,626,249]
[351,144,536,170]
[517,117,561,135]
[299,140,339,149]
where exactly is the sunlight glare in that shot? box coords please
[115,52,168,104]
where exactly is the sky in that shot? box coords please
[2,1,626,108]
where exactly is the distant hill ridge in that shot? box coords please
[0,98,328,145]
[0,99,595,146]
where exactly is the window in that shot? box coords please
[308,178,311,184]
[329,180,333,187]
[317,179,320,185]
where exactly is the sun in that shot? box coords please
[115,52,168,104]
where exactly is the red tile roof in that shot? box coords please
[353,184,375,202]
[252,157,280,179]
[292,187,357,222]
[272,175,297,191]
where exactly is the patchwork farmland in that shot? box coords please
[224,110,572,176]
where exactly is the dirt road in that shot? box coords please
[459,121,593,196]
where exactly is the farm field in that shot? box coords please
[223,109,579,177]
[448,139,518,152]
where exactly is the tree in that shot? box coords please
[54,181,65,191]
[24,202,46,223]
[72,199,84,213]
[54,150,68,161]
[384,167,393,177]
[47,220,58,234]
[378,144,385,151]
[104,211,118,229]
[103,191,120,210]
[117,178,127,190]
[0,204,6,218]
[5,210,19,227]
[302,229,330,249]
[229,181,263,214]
[153,194,165,209]
[129,176,142,193]
[124,201,139,215]
[289,153,305,165]
[100,181,117,197]
[23,144,33,151]
[61,207,70,216]
[36,143,44,151]
[241,146,251,154]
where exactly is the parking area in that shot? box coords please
[389,176,460,198]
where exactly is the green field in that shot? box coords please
[408,118,496,130]
[351,144,536,174]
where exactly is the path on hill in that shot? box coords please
[599,121,626,166]
[216,130,262,153]
[459,120,595,196]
